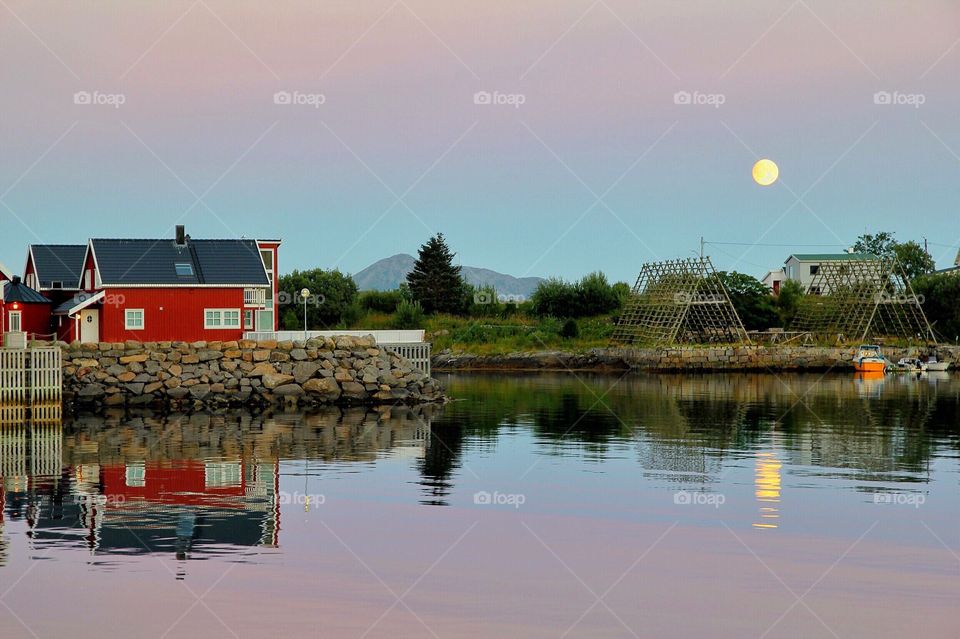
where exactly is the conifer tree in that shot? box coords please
[406,234,467,314]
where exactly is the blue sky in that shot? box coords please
[2,0,959,284]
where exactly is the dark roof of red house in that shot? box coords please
[30,244,87,289]
[3,276,50,304]
[90,238,270,286]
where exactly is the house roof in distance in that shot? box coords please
[3,276,50,304]
[785,252,878,263]
[30,244,87,288]
[90,238,270,286]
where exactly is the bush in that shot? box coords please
[913,273,960,342]
[560,318,580,339]
[530,272,627,318]
[392,300,425,329]
[359,290,406,313]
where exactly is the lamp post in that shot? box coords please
[300,288,310,341]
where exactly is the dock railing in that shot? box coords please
[0,345,63,406]
[244,330,431,375]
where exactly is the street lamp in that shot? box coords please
[300,288,310,340]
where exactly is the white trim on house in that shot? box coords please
[53,290,105,316]
[0,261,12,281]
[124,308,145,330]
[204,308,241,329]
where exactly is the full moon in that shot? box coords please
[752,159,779,186]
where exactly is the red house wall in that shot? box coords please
[100,461,246,508]
[1,303,52,338]
[100,287,249,342]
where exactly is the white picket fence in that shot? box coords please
[0,347,63,405]
[381,342,432,377]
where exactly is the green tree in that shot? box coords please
[893,241,935,281]
[854,231,935,281]
[853,231,896,258]
[774,279,806,326]
[278,269,359,329]
[715,271,779,331]
[912,273,960,342]
[406,234,468,314]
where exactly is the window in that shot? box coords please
[84,269,92,289]
[260,248,274,285]
[51,280,63,289]
[809,265,820,276]
[244,288,266,307]
[8,311,22,332]
[125,463,146,487]
[205,462,241,488]
[125,309,144,330]
[204,309,241,329]
[244,309,254,330]
[175,263,194,277]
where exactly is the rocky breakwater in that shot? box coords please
[63,336,444,409]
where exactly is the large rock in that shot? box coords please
[303,377,341,400]
[340,381,368,399]
[262,372,295,389]
[292,361,321,384]
[273,384,304,397]
[77,383,106,398]
[249,363,276,377]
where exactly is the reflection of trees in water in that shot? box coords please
[442,372,957,478]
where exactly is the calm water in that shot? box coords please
[1,372,958,638]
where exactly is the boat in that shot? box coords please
[893,357,925,372]
[853,345,886,373]
[924,357,951,372]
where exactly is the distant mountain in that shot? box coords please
[353,254,543,299]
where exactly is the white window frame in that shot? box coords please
[84,269,92,289]
[260,248,274,280]
[243,309,254,330]
[125,309,145,330]
[8,311,22,332]
[204,308,241,329]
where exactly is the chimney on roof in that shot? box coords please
[175,225,186,246]
[12,275,21,285]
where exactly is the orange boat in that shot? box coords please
[853,345,887,373]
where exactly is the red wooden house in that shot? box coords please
[1,261,52,340]
[49,227,280,343]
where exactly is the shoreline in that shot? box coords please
[432,345,960,373]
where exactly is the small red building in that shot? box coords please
[1,269,53,340]
[47,227,280,343]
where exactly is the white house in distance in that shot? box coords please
[763,252,878,294]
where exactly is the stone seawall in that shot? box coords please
[433,345,960,373]
[62,336,443,409]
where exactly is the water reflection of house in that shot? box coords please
[0,422,282,559]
